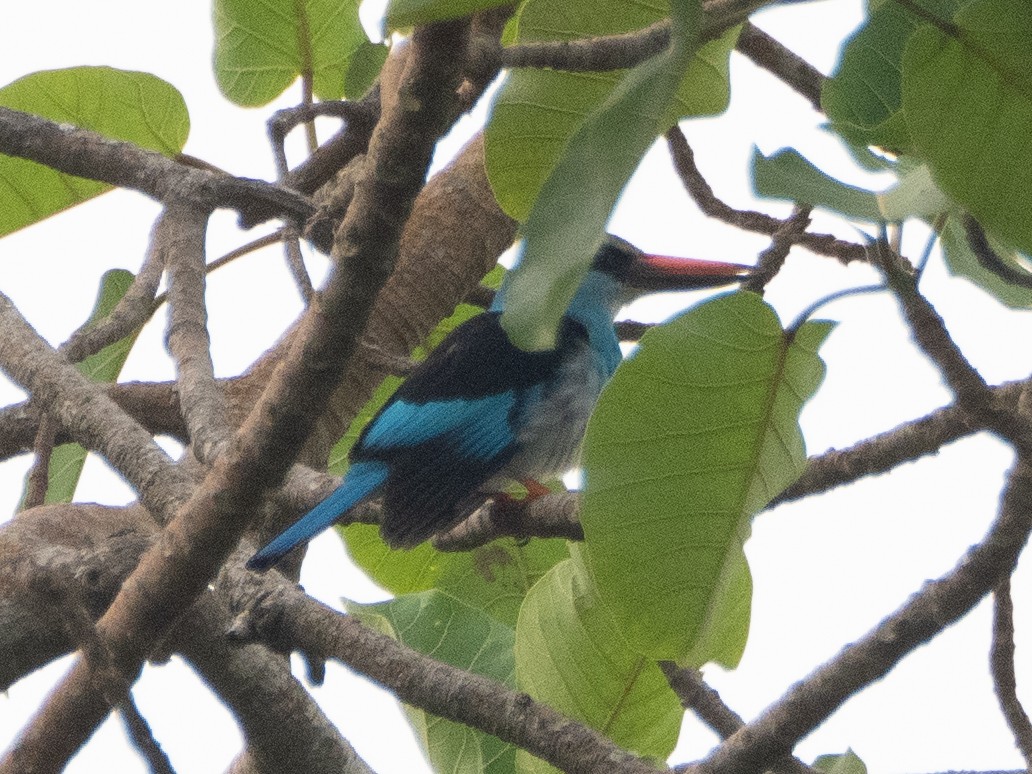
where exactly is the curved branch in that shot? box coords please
[0,106,314,229]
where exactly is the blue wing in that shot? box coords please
[247,461,387,571]
[247,312,588,567]
[355,313,583,547]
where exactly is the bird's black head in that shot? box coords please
[590,234,749,292]
[590,235,642,281]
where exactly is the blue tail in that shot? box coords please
[247,461,387,572]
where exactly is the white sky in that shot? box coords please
[1,1,1030,772]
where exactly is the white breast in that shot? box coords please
[500,342,606,483]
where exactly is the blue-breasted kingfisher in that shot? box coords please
[247,236,748,571]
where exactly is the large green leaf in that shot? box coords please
[821,0,964,151]
[0,68,189,237]
[581,292,832,663]
[499,1,725,352]
[515,557,681,774]
[386,0,513,29]
[22,270,141,505]
[940,214,1032,309]
[902,0,1032,253]
[350,590,517,773]
[213,0,366,105]
[486,0,736,223]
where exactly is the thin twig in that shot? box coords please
[735,22,824,112]
[743,204,812,294]
[22,413,58,511]
[283,228,316,303]
[60,225,167,365]
[872,237,1030,448]
[660,664,817,774]
[664,128,867,264]
[119,694,177,774]
[963,215,1032,289]
[990,578,1032,767]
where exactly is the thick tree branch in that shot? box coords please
[0,106,314,229]
[226,570,663,774]
[0,21,472,772]
[0,503,370,774]
[178,592,374,774]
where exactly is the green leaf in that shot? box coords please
[515,557,681,773]
[386,0,513,29]
[940,214,1032,309]
[0,67,189,237]
[22,270,141,505]
[343,41,389,99]
[486,1,736,223]
[499,1,715,351]
[343,523,568,627]
[813,749,868,774]
[821,0,965,150]
[752,148,882,221]
[213,0,365,105]
[902,0,1032,253]
[350,590,517,773]
[581,292,832,663]
[876,162,949,221]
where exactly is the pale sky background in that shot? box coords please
[1,1,1030,772]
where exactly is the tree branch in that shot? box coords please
[0,502,371,773]
[660,664,816,774]
[0,292,194,523]
[226,569,663,774]
[689,456,1032,774]
[0,20,472,771]
[161,204,231,462]
[664,128,867,264]
[735,22,824,112]
[990,578,1032,767]
[0,106,315,229]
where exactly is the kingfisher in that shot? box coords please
[247,236,748,571]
